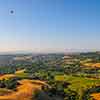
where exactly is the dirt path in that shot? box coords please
[0,79,47,100]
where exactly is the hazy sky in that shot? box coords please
[0,0,100,53]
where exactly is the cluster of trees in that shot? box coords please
[0,77,18,89]
[40,80,80,100]
[64,64,81,74]
[0,66,16,74]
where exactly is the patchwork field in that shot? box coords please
[0,53,100,100]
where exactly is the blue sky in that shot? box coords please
[0,0,100,53]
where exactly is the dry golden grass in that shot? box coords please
[15,69,25,74]
[0,79,47,100]
[0,71,48,100]
[91,93,100,100]
[83,63,100,68]
[55,75,65,81]
[93,63,100,68]
[0,74,16,80]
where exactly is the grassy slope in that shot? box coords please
[0,70,48,100]
[55,74,100,99]
[0,79,47,100]
[15,69,29,78]
[64,75,100,100]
